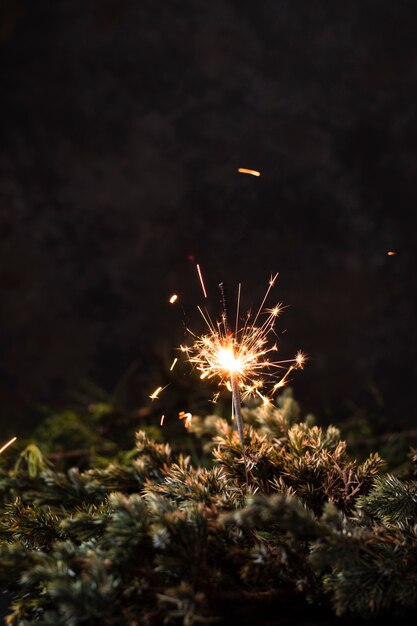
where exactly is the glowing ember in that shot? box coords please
[160,415,165,426]
[387,251,396,256]
[169,294,178,303]
[0,436,17,454]
[237,167,261,177]
[179,411,192,428]
[170,357,178,371]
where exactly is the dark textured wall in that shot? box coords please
[1,1,416,429]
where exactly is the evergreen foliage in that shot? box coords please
[1,392,417,625]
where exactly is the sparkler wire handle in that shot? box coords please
[219,282,249,485]
[230,372,249,485]
[219,282,231,336]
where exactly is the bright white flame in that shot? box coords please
[183,274,306,403]
[216,345,241,374]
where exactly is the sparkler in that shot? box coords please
[182,269,306,482]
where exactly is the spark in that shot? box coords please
[160,415,165,426]
[169,294,178,304]
[295,350,306,369]
[237,167,261,177]
[387,251,396,256]
[253,272,278,325]
[0,436,17,454]
[196,264,208,298]
[179,411,193,428]
[149,384,170,401]
[170,357,178,371]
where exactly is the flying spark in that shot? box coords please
[387,251,396,256]
[170,357,178,371]
[0,436,17,454]
[196,264,207,298]
[149,384,170,401]
[237,167,261,177]
[169,294,178,303]
[160,415,165,426]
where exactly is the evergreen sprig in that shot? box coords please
[0,393,416,624]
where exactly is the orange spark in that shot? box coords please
[237,167,261,177]
[170,357,178,371]
[179,411,192,428]
[0,436,17,454]
[160,415,165,426]
[387,251,396,256]
[169,294,178,304]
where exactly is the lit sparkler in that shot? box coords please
[181,270,306,481]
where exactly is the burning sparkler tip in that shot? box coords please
[184,272,305,405]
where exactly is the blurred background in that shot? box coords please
[1,1,416,442]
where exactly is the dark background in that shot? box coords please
[1,0,416,436]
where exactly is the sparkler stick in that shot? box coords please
[219,286,244,439]
[219,281,249,484]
